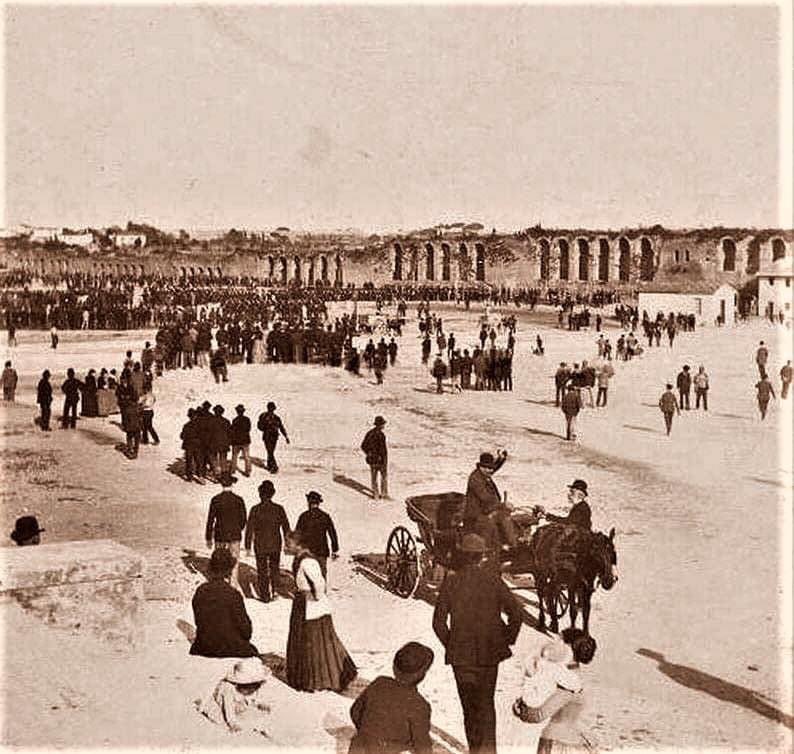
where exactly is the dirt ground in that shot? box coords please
[1,303,791,753]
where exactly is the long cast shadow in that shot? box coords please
[525,399,558,407]
[333,473,374,499]
[636,648,793,729]
[525,426,566,440]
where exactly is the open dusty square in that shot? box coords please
[1,304,791,753]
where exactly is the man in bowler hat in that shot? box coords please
[244,480,291,601]
[361,416,389,500]
[205,472,247,592]
[257,401,290,473]
[295,490,339,579]
[433,533,522,754]
[10,515,44,546]
[543,480,592,530]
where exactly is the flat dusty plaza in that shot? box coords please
[0,302,791,753]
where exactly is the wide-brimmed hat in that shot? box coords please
[10,516,44,543]
[393,642,434,683]
[374,415,386,426]
[478,452,497,470]
[459,533,486,553]
[568,479,588,495]
[208,548,236,576]
[225,657,270,685]
[306,491,323,504]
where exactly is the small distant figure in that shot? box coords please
[756,341,769,379]
[230,404,252,477]
[7,323,17,348]
[2,360,18,402]
[257,401,290,474]
[561,384,582,441]
[10,515,44,546]
[348,642,435,754]
[780,360,792,399]
[693,366,710,411]
[431,355,447,394]
[533,335,544,356]
[36,370,53,431]
[61,368,83,429]
[676,365,692,410]
[658,383,680,436]
[755,375,776,420]
[361,416,389,501]
[50,325,59,350]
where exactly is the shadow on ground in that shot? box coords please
[333,473,374,499]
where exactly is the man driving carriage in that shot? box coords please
[540,479,592,530]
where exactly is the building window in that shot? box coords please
[769,278,774,285]
[685,249,690,262]
[786,278,791,287]
[772,238,786,261]
[694,298,702,315]
[674,249,680,263]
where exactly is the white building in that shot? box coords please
[26,226,59,243]
[57,232,95,249]
[757,253,793,325]
[111,233,147,248]
[638,282,738,327]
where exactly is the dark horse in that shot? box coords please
[528,523,618,635]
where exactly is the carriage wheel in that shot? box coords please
[385,526,420,598]
[550,587,570,619]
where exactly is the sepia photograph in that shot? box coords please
[0,3,792,753]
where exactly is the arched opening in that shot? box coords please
[294,256,302,283]
[393,243,403,281]
[180,266,187,278]
[577,239,590,281]
[197,266,205,277]
[410,246,419,282]
[558,239,570,281]
[441,243,451,281]
[207,268,214,279]
[425,243,435,281]
[268,256,275,279]
[307,258,315,286]
[721,239,736,271]
[618,238,630,282]
[640,238,654,281]
[321,255,329,282]
[475,244,486,282]
[189,267,195,277]
[279,257,288,285]
[334,254,343,287]
[138,265,144,277]
[539,239,550,281]
[772,238,786,261]
[459,243,470,282]
[216,267,222,278]
[598,239,609,281]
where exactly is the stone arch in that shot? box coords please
[189,266,195,277]
[475,243,486,282]
[425,243,435,281]
[459,243,471,282]
[321,255,329,283]
[598,239,610,281]
[307,258,315,286]
[721,238,737,272]
[640,237,654,281]
[539,239,551,281]
[197,266,205,276]
[138,264,144,277]
[216,267,222,278]
[279,256,288,285]
[441,243,451,281]
[180,266,187,278]
[577,238,590,281]
[267,256,275,279]
[618,238,631,282]
[393,243,403,281]
[409,246,419,282]
[558,239,570,281]
[334,253,343,286]
[772,237,786,261]
[294,256,302,283]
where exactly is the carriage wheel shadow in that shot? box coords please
[637,648,794,729]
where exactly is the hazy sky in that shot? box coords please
[3,5,784,232]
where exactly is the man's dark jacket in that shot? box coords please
[361,427,387,466]
[546,500,592,530]
[190,579,258,658]
[295,507,339,558]
[463,456,506,523]
[205,490,247,542]
[230,415,251,446]
[244,500,291,553]
[432,564,521,666]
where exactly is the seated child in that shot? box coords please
[197,657,272,736]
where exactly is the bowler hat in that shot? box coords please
[267,401,276,411]
[568,479,588,495]
[219,472,238,487]
[259,480,275,497]
[393,642,434,682]
[478,452,496,470]
[306,490,323,504]
[235,404,245,412]
[374,415,386,426]
[10,515,44,544]
[208,548,236,576]
[459,533,486,553]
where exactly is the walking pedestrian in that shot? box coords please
[780,360,792,399]
[756,341,769,379]
[244,480,291,602]
[693,366,710,410]
[431,355,447,394]
[2,361,18,402]
[205,472,247,592]
[295,491,339,580]
[61,368,83,429]
[554,363,570,407]
[659,383,680,436]
[230,404,252,477]
[180,408,203,482]
[596,363,614,407]
[210,405,232,477]
[361,416,389,500]
[676,365,692,410]
[50,325,59,350]
[561,385,581,441]
[755,375,776,420]
[139,380,160,445]
[432,533,521,754]
[36,370,53,431]
[257,401,290,474]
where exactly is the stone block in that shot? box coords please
[0,540,144,648]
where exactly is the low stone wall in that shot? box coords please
[0,539,144,647]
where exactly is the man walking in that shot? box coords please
[676,365,692,410]
[230,404,252,477]
[561,384,582,441]
[659,383,680,436]
[756,341,769,379]
[37,370,53,431]
[61,368,83,429]
[596,362,614,407]
[257,401,290,473]
[361,416,389,500]
[2,361,18,402]
[693,366,710,411]
[755,375,776,420]
[244,480,291,602]
[205,472,247,592]
[295,490,339,579]
[180,408,203,482]
[554,363,570,407]
[780,360,792,399]
[432,533,521,754]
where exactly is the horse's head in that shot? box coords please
[592,527,619,590]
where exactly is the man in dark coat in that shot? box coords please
[61,367,83,429]
[180,408,203,482]
[554,363,571,407]
[244,480,291,602]
[676,365,692,410]
[37,370,53,431]
[543,479,592,530]
[257,401,290,473]
[295,490,339,579]
[190,548,258,658]
[205,473,247,591]
[561,384,582,441]
[432,534,521,754]
[464,450,516,557]
[348,642,434,754]
[361,415,389,500]
[230,404,252,477]
[210,404,232,477]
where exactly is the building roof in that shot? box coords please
[757,255,793,278]
[641,281,737,295]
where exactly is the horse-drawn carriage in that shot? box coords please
[383,492,618,636]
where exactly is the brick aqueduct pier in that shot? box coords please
[4,227,792,293]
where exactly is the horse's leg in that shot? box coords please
[582,586,593,636]
[548,583,560,634]
[535,573,546,629]
[569,587,578,631]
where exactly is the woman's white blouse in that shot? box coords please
[295,557,331,621]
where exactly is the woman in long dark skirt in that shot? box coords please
[80,369,99,417]
[285,531,357,692]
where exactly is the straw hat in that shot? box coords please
[225,657,270,685]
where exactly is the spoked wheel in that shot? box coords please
[385,526,420,598]
[550,586,570,619]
